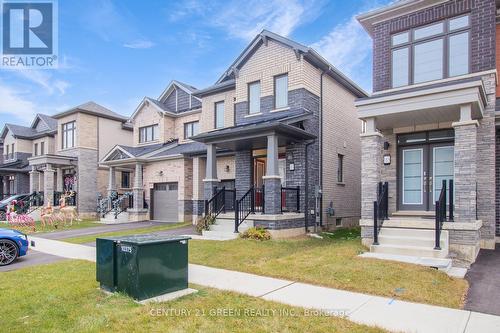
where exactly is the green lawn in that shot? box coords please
[0,219,101,234]
[189,228,468,309]
[63,222,191,244]
[0,260,384,333]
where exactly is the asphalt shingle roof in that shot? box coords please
[52,101,128,121]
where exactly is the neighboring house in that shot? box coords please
[27,102,133,218]
[100,81,205,222]
[100,30,366,237]
[0,113,58,198]
[356,0,497,264]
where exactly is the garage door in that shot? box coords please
[152,182,178,222]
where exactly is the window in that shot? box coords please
[274,74,288,109]
[248,81,261,114]
[337,154,344,183]
[336,218,342,226]
[34,143,38,156]
[62,121,76,149]
[121,171,130,188]
[139,124,159,143]
[390,15,469,87]
[5,144,9,160]
[10,144,14,160]
[40,141,45,155]
[184,121,199,139]
[215,101,225,129]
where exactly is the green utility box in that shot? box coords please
[96,235,190,301]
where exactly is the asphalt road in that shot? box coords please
[465,244,500,316]
[1,222,196,272]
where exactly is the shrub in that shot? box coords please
[195,215,216,233]
[240,227,271,241]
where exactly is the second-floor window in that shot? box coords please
[34,143,38,156]
[139,124,159,143]
[10,143,14,160]
[40,141,45,155]
[274,74,288,109]
[62,121,76,149]
[391,14,470,88]
[215,101,224,129]
[248,81,261,114]
[5,144,9,160]
[337,154,344,183]
[184,121,199,139]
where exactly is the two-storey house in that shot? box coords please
[356,0,497,264]
[27,102,132,218]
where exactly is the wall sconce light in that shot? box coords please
[158,170,163,176]
[383,141,390,150]
[289,163,295,171]
[225,165,230,172]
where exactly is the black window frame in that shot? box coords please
[62,121,76,149]
[121,171,131,188]
[214,101,225,129]
[390,14,470,88]
[274,73,289,109]
[139,124,159,143]
[184,121,199,139]
[34,143,38,156]
[337,154,344,183]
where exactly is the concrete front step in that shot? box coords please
[359,252,454,274]
[379,227,445,238]
[210,222,249,232]
[371,244,448,258]
[378,235,447,248]
[391,210,435,217]
[201,230,239,240]
[99,212,129,224]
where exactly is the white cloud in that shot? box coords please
[15,70,70,95]
[0,82,37,121]
[123,40,155,49]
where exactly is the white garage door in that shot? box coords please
[153,182,178,222]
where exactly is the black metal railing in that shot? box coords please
[373,181,389,245]
[0,193,14,201]
[435,179,454,250]
[205,187,226,220]
[97,195,112,218]
[281,186,300,213]
[235,186,255,233]
[254,186,265,213]
[113,192,133,219]
[224,188,236,212]
[54,191,77,206]
[17,192,44,215]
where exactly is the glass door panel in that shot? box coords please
[432,146,454,206]
[402,149,423,205]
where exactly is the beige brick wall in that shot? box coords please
[217,156,235,181]
[175,112,202,143]
[98,118,133,160]
[322,75,362,228]
[132,104,165,146]
[234,39,321,104]
[200,90,235,131]
[192,157,206,200]
[3,132,32,154]
[32,136,55,155]
[143,158,192,201]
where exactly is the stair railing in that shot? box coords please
[113,192,133,219]
[435,179,454,250]
[205,187,226,220]
[234,186,254,233]
[373,181,389,245]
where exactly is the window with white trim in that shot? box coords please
[139,124,159,143]
[184,121,199,139]
[274,74,288,109]
[215,101,224,129]
[248,81,261,114]
[62,121,76,149]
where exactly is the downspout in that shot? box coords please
[319,70,326,228]
[304,139,315,233]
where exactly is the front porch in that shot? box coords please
[356,75,496,264]
[193,121,316,238]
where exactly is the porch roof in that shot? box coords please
[28,154,78,167]
[191,120,316,150]
[0,159,30,173]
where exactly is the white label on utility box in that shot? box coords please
[180,240,187,244]
[121,245,133,253]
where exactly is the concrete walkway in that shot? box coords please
[28,236,500,333]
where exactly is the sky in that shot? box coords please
[0,0,392,126]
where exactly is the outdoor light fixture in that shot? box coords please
[225,165,230,172]
[384,141,390,150]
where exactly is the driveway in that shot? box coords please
[465,244,500,316]
[0,249,66,272]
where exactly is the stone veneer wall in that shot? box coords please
[496,129,500,236]
[372,0,496,92]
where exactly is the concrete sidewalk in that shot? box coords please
[28,236,500,333]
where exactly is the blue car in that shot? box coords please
[0,228,29,266]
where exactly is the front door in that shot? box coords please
[397,131,454,212]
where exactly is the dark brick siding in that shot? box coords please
[372,0,496,92]
[254,217,305,230]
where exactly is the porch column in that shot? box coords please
[2,177,7,195]
[107,166,116,196]
[203,144,219,199]
[360,117,383,220]
[130,163,145,211]
[29,166,39,193]
[263,134,281,214]
[452,104,478,223]
[56,168,63,192]
[43,164,55,206]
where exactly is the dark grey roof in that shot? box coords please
[237,108,312,127]
[4,124,37,138]
[214,30,367,98]
[357,76,484,102]
[173,80,198,93]
[150,142,207,158]
[0,153,31,172]
[52,101,128,122]
[192,79,236,97]
[117,141,176,158]
[35,113,58,130]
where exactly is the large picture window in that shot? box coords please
[62,121,76,149]
[184,121,199,139]
[274,74,288,109]
[390,15,469,88]
[139,124,159,143]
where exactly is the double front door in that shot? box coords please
[398,143,454,211]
